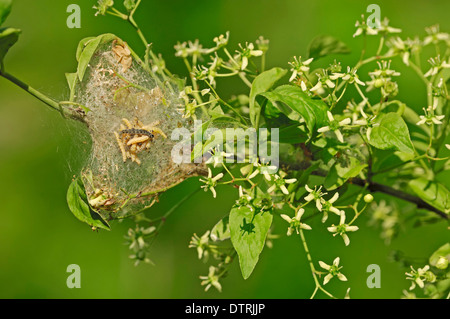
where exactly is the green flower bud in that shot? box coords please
[374,78,385,88]
[435,256,449,270]
[424,271,436,283]
[364,194,374,203]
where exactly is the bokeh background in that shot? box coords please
[0,0,449,298]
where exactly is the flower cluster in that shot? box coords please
[125,225,156,266]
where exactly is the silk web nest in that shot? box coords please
[70,36,205,220]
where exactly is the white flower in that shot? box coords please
[405,265,436,290]
[213,31,230,48]
[317,111,352,143]
[386,37,420,66]
[243,160,278,181]
[200,266,222,292]
[310,71,335,93]
[424,55,450,78]
[369,60,401,78]
[199,167,224,198]
[353,18,378,38]
[327,211,359,246]
[344,99,367,124]
[416,107,445,125]
[423,24,449,46]
[267,174,297,195]
[318,257,348,285]
[175,39,210,59]
[238,42,263,70]
[304,185,327,211]
[330,66,365,86]
[205,146,232,167]
[288,56,314,82]
[280,208,312,236]
[319,192,341,223]
[189,231,211,260]
[353,108,379,141]
[174,41,189,58]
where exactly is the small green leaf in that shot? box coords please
[429,243,450,267]
[249,67,287,128]
[76,33,117,81]
[230,203,273,280]
[324,157,366,190]
[67,176,110,230]
[76,37,96,62]
[65,72,78,102]
[210,216,230,242]
[409,178,450,215]
[308,35,351,60]
[0,0,12,26]
[77,37,102,82]
[369,113,415,154]
[0,27,20,66]
[259,85,328,136]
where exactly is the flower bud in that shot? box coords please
[364,194,374,203]
[424,271,436,283]
[435,256,449,270]
[374,78,385,88]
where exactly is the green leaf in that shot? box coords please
[429,243,450,267]
[369,113,415,154]
[409,178,450,215]
[308,35,351,60]
[249,67,287,128]
[76,37,96,62]
[259,85,328,136]
[0,27,19,66]
[0,0,12,26]
[210,113,246,127]
[76,33,117,81]
[230,204,273,279]
[65,72,78,102]
[67,177,110,230]
[210,216,230,242]
[278,123,308,144]
[324,157,366,190]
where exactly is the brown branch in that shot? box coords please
[350,177,448,220]
[280,161,448,220]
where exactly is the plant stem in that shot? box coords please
[0,71,84,121]
[299,229,336,299]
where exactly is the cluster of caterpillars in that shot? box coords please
[114,118,167,165]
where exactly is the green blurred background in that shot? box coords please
[0,0,449,298]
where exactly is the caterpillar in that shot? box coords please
[120,129,155,138]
